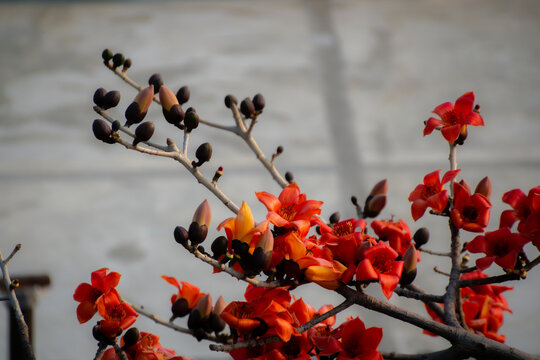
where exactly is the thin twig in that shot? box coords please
[394,287,444,303]
[419,248,451,257]
[209,298,354,352]
[112,342,129,360]
[433,267,450,277]
[183,131,190,155]
[0,245,35,360]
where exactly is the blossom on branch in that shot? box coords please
[450,181,491,232]
[408,169,460,220]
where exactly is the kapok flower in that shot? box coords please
[356,241,403,299]
[95,290,138,338]
[408,169,460,221]
[451,181,491,233]
[337,317,383,360]
[371,219,412,258]
[297,256,347,290]
[256,183,323,235]
[460,270,513,312]
[466,227,529,270]
[423,92,484,144]
[161,276,206,316]
[218,201,268,252]
[308,325,343,357]
[500,186,540,248]
[73,268,121,324]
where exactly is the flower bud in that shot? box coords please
[211,236,228,258]
[212,166,223,183]
[192,199,211,227]
[400,245,417,285]
[111,120,121,132]
[458,179,471,194]
[92,323,110,342]
[103,90,120,110]
[176,86,190,105]
[240,97,255,119]
[172,298,190,318]
[189,223,208,245]
[329,212,340,224]
[192,142,212,167]
[210,296,227,333]
[93,88,107,108]
[174,226,189,246]
[122,58,132,72]
[125,85,154,127]
[224,94,238,109]
[112,53,125,68]
[159,86,179,111]
[187,308,201,330]
[102,49,113,62]
[132,121,154,146]
[363,194,386,218]
[184,108,199,132]
[148,73,163,94]
[257,229,274,269]
[122,327,140,348]
[474,176,492,200]
[369,179,388,197]
[413,227,429,248]
[285,171,294,184]
[92,119,114,144]
[196,294,213,320]
[252,93,265,111]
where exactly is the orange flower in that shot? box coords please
[218,201,268,252]
[95,290,138,338]
[161,276,205,310]
[371,219,412,258]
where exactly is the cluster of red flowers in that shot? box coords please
[425,270,512,343]
[74,268,191,360]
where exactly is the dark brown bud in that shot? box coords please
[111,120,121,132]
[133,121,155,146]
[187,308,202,330]
[252,93,266,111]
[124,102,143,127]
[103,90,120,110]
[121,327,139,348]
[240,97,255,119]
[163,104,185,126]
[474,176,492,200]
[188,222,208,245]
[192,142,212,167]
[473,104,481,113]
[102,49,113,62]
[224,94,238,109]
[172,298,190,318]
[210,312,226,334]
[93,88,107,108]
[176,86,190,105]
[211,236,228,258]
[92,324,110,342]
[413,227,429,248]
[285,171,294,184]
[112,53,125,68]
[148,73,163,94]
[184,108,199,132]
[399,245,417,286]
[92,119,114,144]
[174,226,189,246]
[351,196,359,206]
[329,212,340,224]
[276,146,284,154]
[122,58,132,72]
[363,194,386,218]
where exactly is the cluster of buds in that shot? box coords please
[174,200,212,248]
[102,48,131,72]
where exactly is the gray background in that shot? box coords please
[1,0,539,359]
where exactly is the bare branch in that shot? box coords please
[419,248,451,257]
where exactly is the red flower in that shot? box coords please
[371,219,412,258]
[256,183,322,235]
[73,268,121,324]
[460,270,513,312]
[95,290,138,338]
[466,227,529,270]
[308,324,343,357]
[356,241,403,299]
[161,276,205,310]
[337,317,383,360]
[500,186,540,249]
[408,169,460,221]
[451,182,491,233]
[424,92,484,143]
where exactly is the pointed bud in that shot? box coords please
[413,227,429,248]
[474,176,492,200]
[92,119,114,144]
[257,228,274,269]
[369,179,388,197]
[400,245,417,285]
[459,179,471,194]
[132,121,154,146]
[363,194,386,218]
[176,86,190,105]
[213,296,226,316]
[252,93,265,111]
[240,97,255,118]
[135,85,154,114]
[196,294,213,320]
[159,86,179,111]
[148,73,163,93]
[93,88,107,108]
[125,86,154,127]
[210,297,227,333]
[174,226,189,247]
[102,49,113,62]
[187,308,201,330]
[193,199,211,227]
[112,53,125,68]
[192,142,212,167]
[224,94,238,109]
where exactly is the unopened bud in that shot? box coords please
[148,73,163,94]
[351,196,359,206]
[224,94,238,109]
[122,327,139,348]
[329,212,340,224]
[103,91,120,110]
[189,222,208,245]
[93,88,107,108]
[211,236,228,258]
[193,199,211,228]
[111,120,121,132]
[458,179,471,194]
[176,86,190,105]
[174,226,189,246]
[187,308,201,330]
[196,294,213,320]
[184,108,199,132]
[92,119,114,144]
[112,53,125,68]
[102,49,113,62]
[285,171,294,184]
[192,142,212,167]
[363,194,386,218]
[125,85,154,127]
[132,121,154,146]
[172,298,190,318]
[369,179,388,197]
[474,176,492,200]
[413,227,429,248]
[159,86,179,111]
[122,58,132,72]
[240,97,255,119]
[212,166,223,183]
[252,93,266,111]
[257,228,274,268]
[400,245,417,286]
[210,296,227,333]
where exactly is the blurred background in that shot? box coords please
[1,0,540,359]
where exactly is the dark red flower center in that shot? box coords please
[107,304,126,321]
[462,206,478,222]
[333,221,354,237]
[491,241,510,257]
[372,256,394,274]
[279,205,297,221]
[443,110,461,126]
